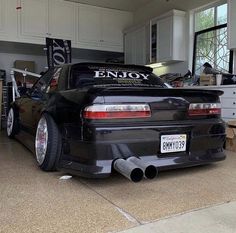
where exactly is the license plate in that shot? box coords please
[160,134,187,153]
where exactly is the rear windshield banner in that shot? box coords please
[46,38,71,68]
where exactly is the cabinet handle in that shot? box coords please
[233,92,236,94]
[233,102,236,105]
[233,113,235,116]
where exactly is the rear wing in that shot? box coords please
[10,68,41,101]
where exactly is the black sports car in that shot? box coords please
[7,63,226,182]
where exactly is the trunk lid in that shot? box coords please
[87,87,223,122]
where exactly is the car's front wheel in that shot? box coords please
[35,113,62,171]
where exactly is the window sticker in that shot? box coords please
[93,70,149,80]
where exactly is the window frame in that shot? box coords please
[193,0,227,32]
[30,67,62,98]
[192,0,233,75]
[192,23,234,75]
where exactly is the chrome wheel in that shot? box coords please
[7,108,14,136]
[35,116,48,165]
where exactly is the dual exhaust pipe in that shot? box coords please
[113,157,158,182]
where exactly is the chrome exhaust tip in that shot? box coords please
[144,164,158,179]
[127,157,158,180]
[113,158,143,182]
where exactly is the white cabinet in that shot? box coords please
[124,24,148,65]
[124,10,186,65]
[77,4,133,52]
[152,10,186,63]
[48,0,76,41]
[0,0,6,36]
[101,9,132,49]
[19,0,76,43]
[157,17,172,62]
[19,0,48,40]
[227,0,236,49]
[2,0,133,52]
[77,5,101,47]
[0,0,18,41]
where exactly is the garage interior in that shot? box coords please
[1,0,236,233]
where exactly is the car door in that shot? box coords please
[31,67,62,134]
[17,68,56,135]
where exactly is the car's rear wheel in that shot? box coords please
[35,113,62,171]
[7,108,19,138]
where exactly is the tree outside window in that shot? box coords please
[193,3,232,75]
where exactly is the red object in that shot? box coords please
[83,110,151,119]
[188,108,221,116]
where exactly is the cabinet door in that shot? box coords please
[48,0,76,41]
[77,4,101,47]
[20,0,48,38]
[101,8,133,51]
[134,27,146,65]
[0,0,6,35]
[125,31,136,64]
[125,26,147,65]
[228,0,236,49]
[157,17,172,62]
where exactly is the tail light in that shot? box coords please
[188,103,221,116]
[83,104,151,119]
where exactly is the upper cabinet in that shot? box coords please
[77,4,133,52]
[48,0,76,41]
[0,0,6,36]
[19,0,48,41]
[77,5,102,47]
[124,10,186,65]
[151,10,186,63]
[1,0,133,52]
[124,24,149,65]
[0,0,18,41]
[101,8,133,49]
[18,0,76,43]
[228,0,236,49]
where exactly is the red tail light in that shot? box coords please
[83,104,151,119]
[188,103,221,116]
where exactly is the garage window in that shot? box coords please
[193,2,233,75]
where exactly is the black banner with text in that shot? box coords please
[46,38,71,67]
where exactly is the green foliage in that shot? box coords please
[195,8,214,32]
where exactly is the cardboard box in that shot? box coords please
[226,121,236,151]
[200,74,216,86]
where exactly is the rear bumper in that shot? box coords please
[59,119,226,178]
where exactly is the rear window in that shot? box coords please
[70,65,164,89]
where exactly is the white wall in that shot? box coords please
[0,53,47,82]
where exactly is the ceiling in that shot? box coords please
[65,0,154,11]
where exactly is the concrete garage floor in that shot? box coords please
[0,131,236,233]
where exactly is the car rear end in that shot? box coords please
[60,63,226,181]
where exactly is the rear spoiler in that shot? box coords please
[88,86,224,97]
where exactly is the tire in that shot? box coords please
[35,113,62,171]
[7,107,19,138]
